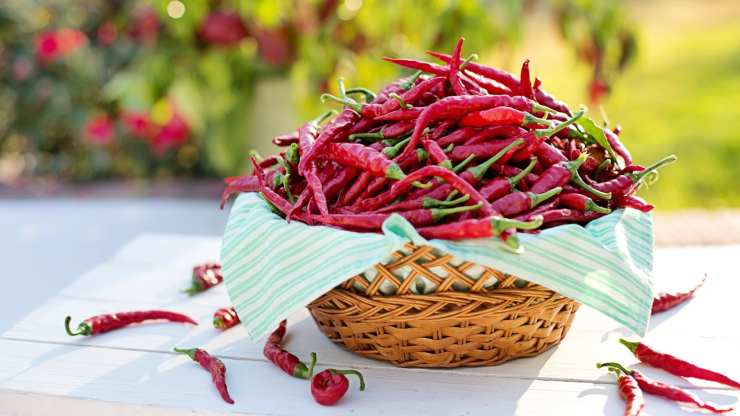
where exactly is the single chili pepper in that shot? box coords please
[530,153,612,200]
[272,131,299,146]
[621,165,645,174]
[184,262,223,295]
[514,196,561,222]
[311,369,366,406]
[490,187,562,217]
[64,310,197,336]
[320,203,481,230]
[619,338,740,389]
[339,171,373,206]
[534,83,572,115]
[323,167,360,202]
[383,56,448,76]
[604,126,633,166]
[174,347,234,404]
[438,127,479,147]
[416,215,543,249]
[559,193,611,214]
[651,274,706,314]
[448,37,467,95]
[323,142,405,180]
[586,155,677,197]
[479,158,539,203]
[538,208,603,225]
[213,306,241,330]
[462,71,512,95]
[426,51,521,92]
[464,126,527,146]
[519,59,534,98]
[615,194,654,213]
[602,366,645,416]
[597,362,732,414]
[374,107,423,121]
[263,320,317,379]
[458,73,485,95]
[497,163,539,187]
[536,142,568,166]
[399,94,554,162]
[306,167,329,216]
[422,139,452,169]
[460,106,550,128]
[220,175,259,209]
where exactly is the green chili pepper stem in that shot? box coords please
[439,160,454,170]
[344,88,376,103]
[173,347,197,361]
[535,106,586,138]
[349,131,384,142]
[468,138,525,181]
[627,155,677,185]
[249,150,263,162]
[282,173,295,203]
[330,369,366,391]
[431,202,483,222]
[416,149,428,162]
[389,92,409,109]
[508,158,538,190]
[320,93,362,113]
[595,159,612,177]
[522,113,551,127]
[307,352,317,378]
[491,215,543,235]
[383,137,411,158]
[337,77,349,98]
[412,181,433,189]
[596,362,631,376]
[531,102,557,115]
[182,282,203,296]
[586,200,611,214]
[459,53,479,70]
[619,338,640,354]
[501,232,521,252]
[423,194,470,209]
[567,154,612,200]
[443,143,454,153]
[64,316,90,336]
[445,189,460,201]
[213,317,225,329]
[528,186,562,208]
[400,71,423,90]
[285,143,300,166]
[452,154,475,173]
[385,164,406,181]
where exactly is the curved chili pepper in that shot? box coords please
[174,347,234,404]
[184,262,223,295]
[374,107,423,121]
[426,51,521,92]
[311,369,366,406]
[464,126,527,146]
[609,368,645,416]
[615,194,654,213]
[221,175,259,209]
[448,37,467,95]
[64,310,197,336]
[480,158,538,202]
[264,320,317,379]
[559,193,611,214]
[253,158,295,216]
[438,127,479,147]
[339,171,373,206]
[619,338,740,389]
[514,196,561,222]
[519,59,534,98]
[213,306,241,330]
[319,203,481,230]
[652,274,706,314]
[299,106,359,176]
[323,142,405,180]
[272,131,299,146]
[598,362,732,414]
[460,106,550,128]
[490,187,562,217]
[422,139,452,169]
[604,127,633,166]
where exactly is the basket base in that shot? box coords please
[308,288,580,368]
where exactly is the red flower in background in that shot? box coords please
[588,78,610,105]
[97,22,118,46]
[85,115,115,145]
[151,111,190,154]
[129,6,159,44]
[252,26,294,67]
[35,28,86,62]
[121,110,155,139]
[198,11,248,47]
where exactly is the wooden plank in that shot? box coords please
[2,339,736,416]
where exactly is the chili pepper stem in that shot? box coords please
[399,70,423,90]
[529,187,562,208]
[173,347,197,360]
[628,155,678,185]
[468,138,525,180]
[64,316,90,336]
[619,338,640,354]
[535,106,586,138]
[531,102,557,114]
[330,369,366,391]
[453,154,475,173]
[569,153,612,200]
[344,88,376,103]
[586,200,611,214]
[459,53,479,70]
[431,203,483,221]
[423,194,471,208]
[313,110,338,125]
[492,215,544,235]
[307,352,317,378]
[182,283,202,296]
[389,93,409,109]
[596,362,631,375]
[509,158,538,188]
[320,93,361,113]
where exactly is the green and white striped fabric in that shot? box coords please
[221,193,654,341]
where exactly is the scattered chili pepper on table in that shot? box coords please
[602,365,646,416]
[651,274,707,314]
[263,320,317,379]
[174,347,234,404]
[184,262,223,295]
[598,362,733,414]
[213,306,241,330]
[64,310,197,336]
[619,338,740,389]
[311,369,366,406]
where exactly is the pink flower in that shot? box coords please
[121,110,155,139]
[128,7,159,44]
[151,111,190,154]
[35,28,87,62]
[97,22,118,46]
[85,115,115,145]
[198,11,248,47]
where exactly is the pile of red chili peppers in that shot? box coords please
[222,37,675,249]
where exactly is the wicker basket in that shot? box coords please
[307,243,579,368]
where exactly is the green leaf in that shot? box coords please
[578,116,625,169]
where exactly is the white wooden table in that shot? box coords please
[1,200,739,415]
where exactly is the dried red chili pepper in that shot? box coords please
[480,158,538,202]
[559,193,611,214]
[426,51,521,92]
[619,338,740,389]
[323,142,405,180]
[598,362,732,414]
[184,262,223,295]
[272,131,299,146]
[299,107,359,176]
[604,126,633,166]
[448,37,467,95]
[602,366,645,416]
[422,139,452,169]
[264,320,317,379]
[538,208,604,225]
[416,215,543,248]
[530,153,612,200]
[221,175,259,209]
[174,347,234,404]
[65,310,197,336]
[213,306,241,330]
[438,127,479,147]
[615,194,654,213]
[311,369,366,406]
[460,106,550,128]
[651,274,706,314]
[320,203,481,230]
[374,107,423,121]
[519,59,535,98]
[490,187,562,217]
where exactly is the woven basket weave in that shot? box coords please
[307,243,579,368]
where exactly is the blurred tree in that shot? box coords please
[0,0,634,182]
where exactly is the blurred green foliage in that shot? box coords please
[0,0,631,183]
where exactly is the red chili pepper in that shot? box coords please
[619,338,740,389]
[460,106,549,128]
[252,158,295,216]
[382,56,448,76]
[220,175,259,209]
[174,347,234,404]
[559,193,611,214]
[374,106,423,121]
[319,203,481,230]
[519,59,534,98]
[464,71,513,95]
[538,208,603,225]
[438,127,479,147]
[272,131,299,146]
[514,196,561,222]
[604,126,633,166]
[480,158,538,202]
[651,274,706,314]
[464,126,526,146]
[615,194,654,213]
[323,142,405,180]
[598,362,732,414]
[422,139,452,169]
[213,306,240,330]
[448,37,467,95]
[416,215,543,248]
[534,83,572,115]
[64,310,197,336]
[426,51,521,92]
[299,107,359,176]
[535,142,568,166]
[607,368,645,416]
[350,120,415,142]
[339,171,373,206]
[490,187,562,217]
[586,155,677,197]
[264,320,317,379]
[311,369,366,406]
[184,262,223,295]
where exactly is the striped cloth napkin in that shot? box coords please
[221,193,654,341]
